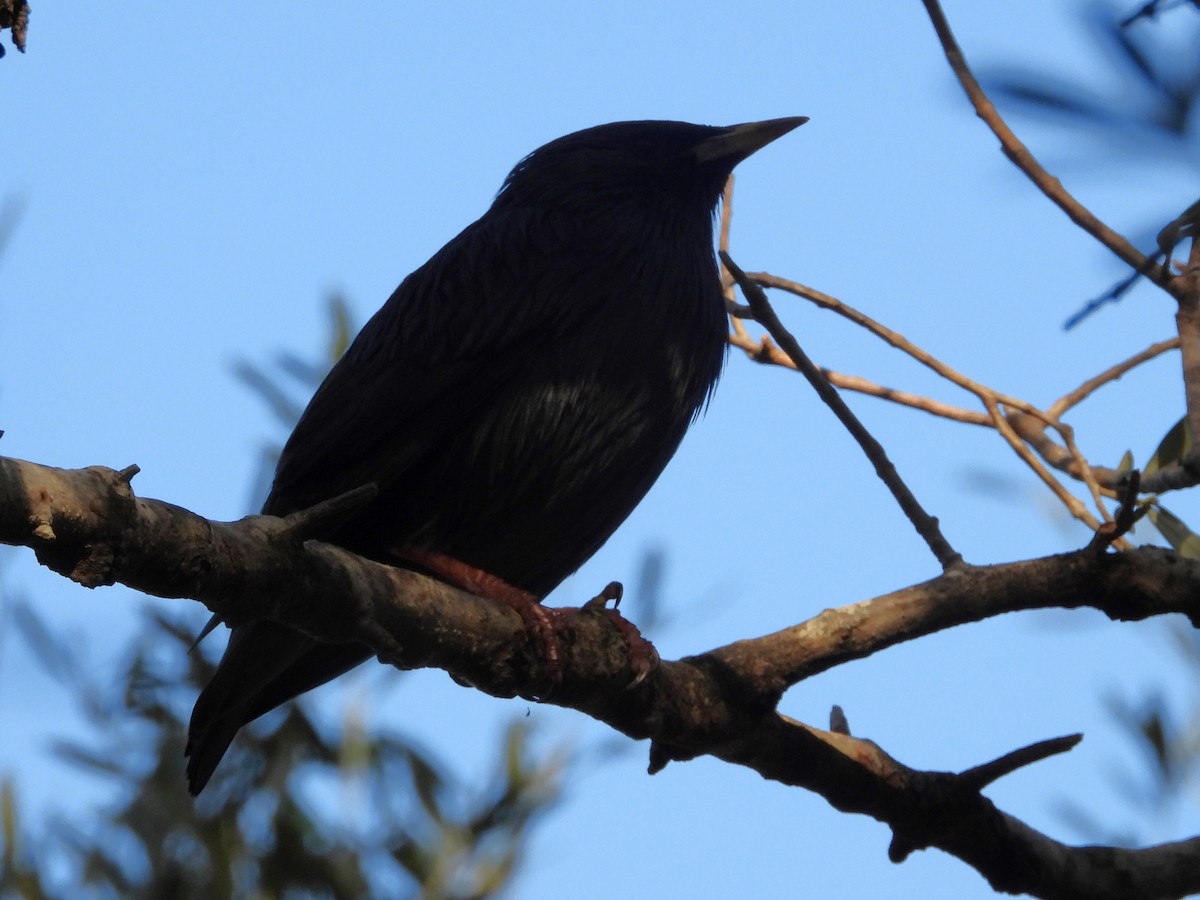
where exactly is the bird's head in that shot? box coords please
[493,117,807,214]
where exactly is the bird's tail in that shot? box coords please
[186,620,370,794]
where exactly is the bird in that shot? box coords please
[185,116,806,795]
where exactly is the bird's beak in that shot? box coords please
[691,116,808,166]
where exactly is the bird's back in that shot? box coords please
[267,202,727,594]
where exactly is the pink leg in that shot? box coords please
[396,549,659,689]
[395,547,564,684]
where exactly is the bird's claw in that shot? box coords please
[582,581,658,688]
[584,580,623,610]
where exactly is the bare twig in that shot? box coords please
[1005,413,1125,496]
[921,0,1168,296]
[719,176,751,342]
[984,396,1108,534]
[722,252,964,571]
[747,272,1002,397]
[1049,337,1180,417]
[1087,471,1147,554]
[743,270,1120,532]
[741,272,1178,494]
[728,331,994,425]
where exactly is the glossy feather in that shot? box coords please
[186,118,804,794]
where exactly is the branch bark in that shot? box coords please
[4,453,1200,898]
[0,0,28,56]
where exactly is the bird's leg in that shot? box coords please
[394,547,563,685]
[583,581,659,687]
[397,547,538,607]
[396,550,659,690]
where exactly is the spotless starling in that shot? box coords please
[186,116,806,794]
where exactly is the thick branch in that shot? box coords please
[5,454,1200,899]
[710,546,1200,695]
[0,0,28,56]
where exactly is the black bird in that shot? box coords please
[186,116,806,794]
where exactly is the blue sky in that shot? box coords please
[3,2,1199,897]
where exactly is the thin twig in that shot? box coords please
[921,0,1170,297]
[1087,471,1146,554]
[727,330,992,424]
[1005,412,1120,494]
[747,270,1117,530]
[723,251,964,571]
[749,272,995,393]
[983,395,1110,536]
[719,176,750,342]
[1049,337,1180,417]
[1056,422,1112,526]
[749,272,1054,418]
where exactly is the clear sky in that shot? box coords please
[3,2,1199,897]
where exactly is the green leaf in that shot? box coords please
[327,293,354,362]
[2,778,16,868]
[1157,197,1200,260]
[51,741,131,779]
[1116,450,1134,474]
[393,838,434,880]
[1147,506,1200,558]
[405,747,447,826]
[1144,416,1191,476]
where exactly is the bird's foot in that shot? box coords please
[516,584,659,693]
[583,581,659,687]
[395,549,657,692]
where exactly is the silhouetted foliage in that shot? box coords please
[1,606,563,899]
[985,3,1199,159]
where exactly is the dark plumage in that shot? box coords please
[186,117,806,794]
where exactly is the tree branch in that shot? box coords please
[0,0,28,57]
[920,0,1166,294]
[5,453,1200,898]
[921,0,1200,502]
[721,253,964,572]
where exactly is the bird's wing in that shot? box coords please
[188,206,609,793]
[264,206,600,517]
